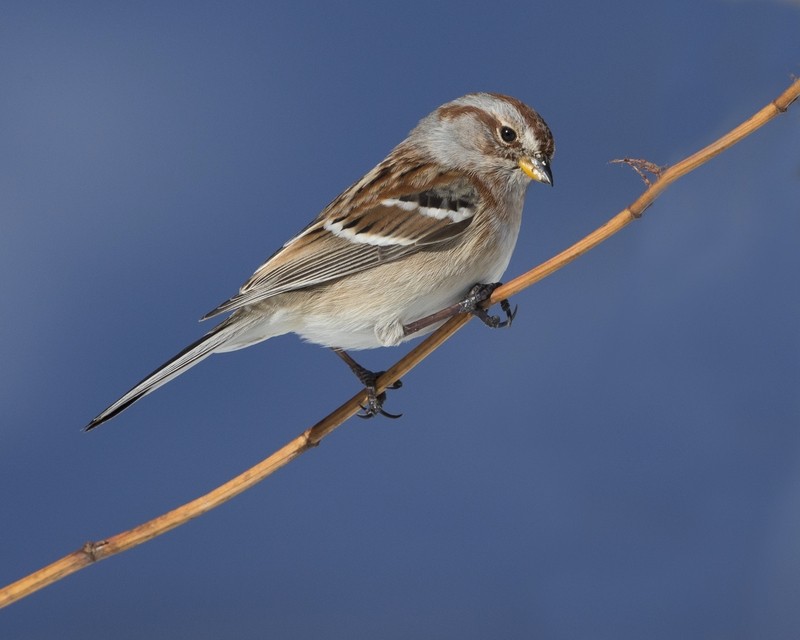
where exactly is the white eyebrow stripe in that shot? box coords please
[323,219,416,246]
[380,198,475,223]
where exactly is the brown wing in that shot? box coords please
[202,166,479,319]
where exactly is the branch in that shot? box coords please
[2,76,798,610]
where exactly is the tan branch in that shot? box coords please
[2,76,798,610]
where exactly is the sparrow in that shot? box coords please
[85,92,554,430]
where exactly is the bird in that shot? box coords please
[85,92,554,430]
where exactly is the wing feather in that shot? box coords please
[202,165,480,319]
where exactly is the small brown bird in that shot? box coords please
[86,93,554,430]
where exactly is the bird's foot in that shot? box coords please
[332,349,403,419]
[458,283,518,329]
[356,371,403,420]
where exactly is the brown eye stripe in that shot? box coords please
[439,93,555,160]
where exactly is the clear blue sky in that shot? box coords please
[2,1,799,638]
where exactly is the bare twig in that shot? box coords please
[2,76,798,610]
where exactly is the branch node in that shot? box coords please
[81,540,107,563]
[627,206,644,220]
[774,74,798,112]
[773,98,791,113]
[611,157,666,187]
[303,430,322,449]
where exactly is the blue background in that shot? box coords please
[2,1,799,638]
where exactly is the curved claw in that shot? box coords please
[356,405,374,419]
[357,387,402,420]
[357,405,402,419]
[494,300,518,328]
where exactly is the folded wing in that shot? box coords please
[203,170,480,319]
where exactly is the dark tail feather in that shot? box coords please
[85,320,240,431]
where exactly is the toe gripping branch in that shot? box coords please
[457,283,517,329]
[402,281,517,337]
[333,349,403,419]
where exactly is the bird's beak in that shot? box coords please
[519,156,553,186]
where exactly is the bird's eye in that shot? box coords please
[499,126,517,143]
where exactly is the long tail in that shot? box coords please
[85,318,247,431]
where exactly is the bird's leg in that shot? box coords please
[402,282,517,336]
[331,348,403,419]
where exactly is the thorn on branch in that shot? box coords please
[611,158,666,186]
